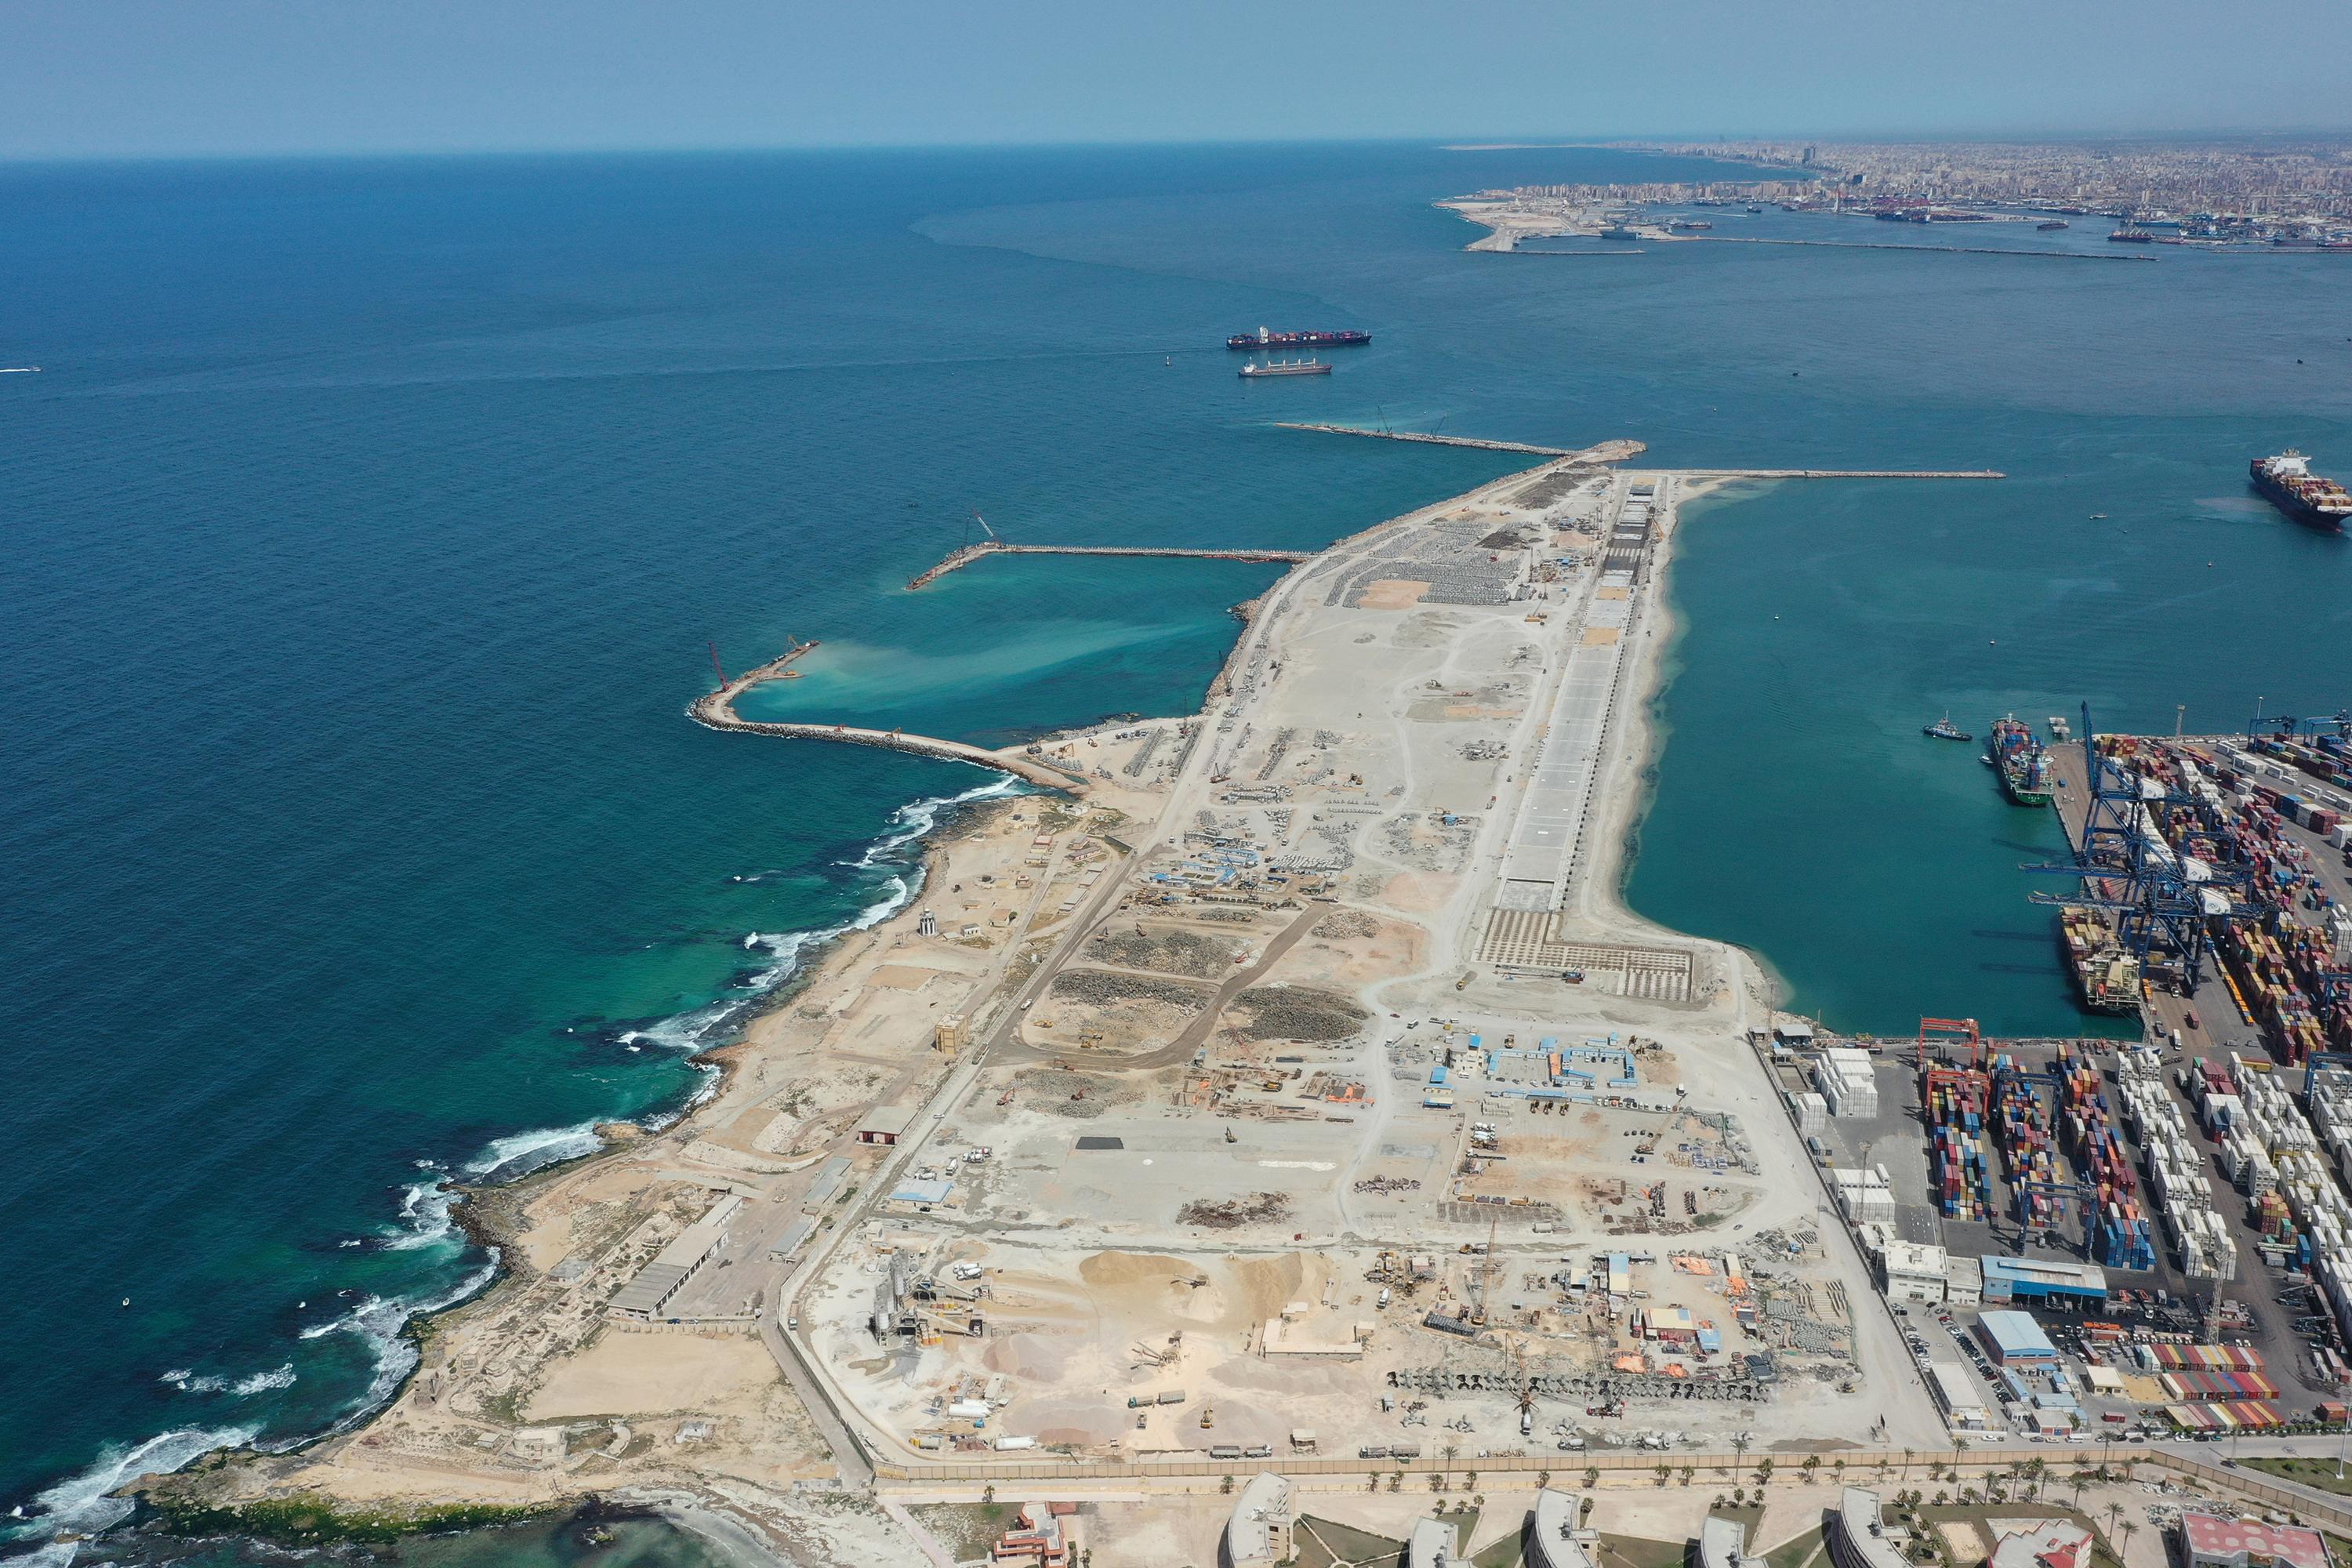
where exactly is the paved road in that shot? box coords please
[759,1294,873,1488]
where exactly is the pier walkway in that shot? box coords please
[906,540,1312,590]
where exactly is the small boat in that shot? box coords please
[1923,713,1973,742]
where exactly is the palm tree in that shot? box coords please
[1803,1454,1823,1484]
[2118,1522,2138,1560]
[1442,1442,1459,1490]
[1584,1465,1600,1490]
[1537,1470,1552,1491]
[1391,1470,1404,1492]
[1756,1457,1776,1486]
[1682,1465,1697,1487]
[1657,1463,1672,1487]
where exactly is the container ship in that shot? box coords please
[2059,906,2143,1013]
[2249,450,2352,533]
[1225,327,1370,351]
[1988,714,2054,805]
[1237,358,1330,379]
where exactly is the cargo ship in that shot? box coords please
[1225,327,1370,351]
[1988,714,2054,805]
[1238,358,1330,379]
[2059,905,2143,1013]
[2038,220,2071,231]
[2249,450,2352,533]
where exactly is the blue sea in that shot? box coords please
[3,143,2348,1560]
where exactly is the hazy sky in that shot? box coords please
[6,0,2352,158]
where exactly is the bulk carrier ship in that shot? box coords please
[1226,327,1371,351]
[2249,450,2352,533]
[1987,715,2054,806]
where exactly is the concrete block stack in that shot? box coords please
[1831,1166,1896,1225]
[1813,1049,1878,1119]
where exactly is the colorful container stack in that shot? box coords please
[1992,1055,2061,1231]
[2053,1043,2154,1269]
[1925,1069,1991,1221]
[2162,1399,2285,1432]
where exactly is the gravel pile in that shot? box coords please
[1177,1192,1292,1229]
[1049,970,1214,1009]
[1236,985,1368,1041]
[1087,927,1237,978]
[1312,910,1379,940]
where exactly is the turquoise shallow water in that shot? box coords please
[3,144,2349,1561]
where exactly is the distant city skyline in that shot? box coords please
[8,0,2352,159]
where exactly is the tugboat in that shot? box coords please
[1922,713,1973,742]
[1987,714,2055,806]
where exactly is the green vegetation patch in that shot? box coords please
[1762,1524,1828,1568]
[906,1501,1027,1558]
[1295,1513,1406,1568]
[1596,1533,1694,1568]
[2241,1457,2352,1497]
[147,1494,552,1546]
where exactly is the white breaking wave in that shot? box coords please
[13,1423,260,1554]
[299,1254,498,1417]
[380,1178,459,1250]
[459,1122,602,1182]
[162,1363,296,1396]
[9,772,1029,1562]
[233,1364,297,1396]
[852,773,1025,869]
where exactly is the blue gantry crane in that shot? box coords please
[2022,702,2263,993]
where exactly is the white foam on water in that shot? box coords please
[232,1365,297,1396]
[13,760,1036,1561]
[14,1424,259,1551]
[379,1178,459,1250]
[298,1254,498,1420]
[459,1122,602,1181]
[852,773,1026,869]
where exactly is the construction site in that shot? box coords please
[785,449,1933,1468]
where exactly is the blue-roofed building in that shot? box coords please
[1976,1308,2058,1366]
[1980,1254,2107,1304]
[1430,1064,1449,1085]
[1697,1327,1722,1354]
